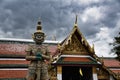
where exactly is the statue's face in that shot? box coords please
[33,33,45,44]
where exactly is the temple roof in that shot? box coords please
[103,58,120,68]
[0,38,58,58]
[100,58,120,79]
[111,69,120,74]
[0,59,29,68]
[0,69,27,79]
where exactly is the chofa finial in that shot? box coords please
[74,15,78,27]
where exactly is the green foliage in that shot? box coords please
[111,32,120,60]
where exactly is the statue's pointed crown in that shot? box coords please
[35,18,44,34]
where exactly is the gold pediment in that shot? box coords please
[62,34,89,55]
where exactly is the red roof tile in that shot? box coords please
[0,60,29,64]
[0,43,58,56]
[48,45,58,56]
[63,57,91,62]
[0,44,28,55]
[103,59,120,68]
[0,70,27,78]
[111,69,120,74]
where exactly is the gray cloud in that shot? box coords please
[0,0,119,42]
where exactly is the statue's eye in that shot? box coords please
[37,35,41,38]
[34,33,44,40]
[36,35,41,39]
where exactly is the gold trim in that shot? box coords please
[57,66,62,74]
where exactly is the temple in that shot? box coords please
[0,16,120,80]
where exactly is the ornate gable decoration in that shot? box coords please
[59,15,94,55]
[63,32,88,54]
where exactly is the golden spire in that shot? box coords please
[75,15,77,24]
[74,15,78,27]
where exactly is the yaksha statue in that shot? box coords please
[26,19,51,80]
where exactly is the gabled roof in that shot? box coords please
[53,15,100,66]
[59,15,94,55]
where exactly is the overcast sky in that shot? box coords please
[0,0,120,57]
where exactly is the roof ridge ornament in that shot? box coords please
[91,44,95,53]
[74,15,78,27]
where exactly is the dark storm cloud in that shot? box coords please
[99,0,120,28]
[0,0,119,41]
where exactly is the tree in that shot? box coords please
[111,32,120,61]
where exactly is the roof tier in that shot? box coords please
[53,55,100,66]
[0,43,58,58]
[0,69,27,78]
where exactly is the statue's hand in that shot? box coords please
[36,52,42,60]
